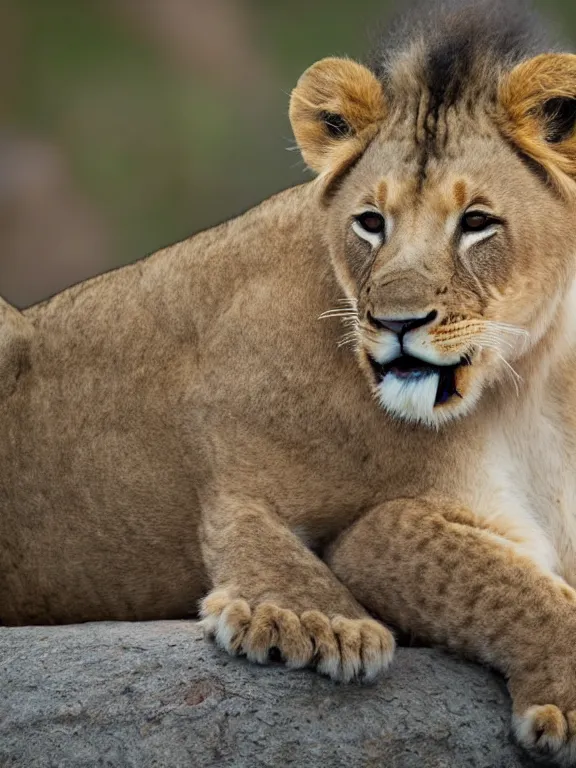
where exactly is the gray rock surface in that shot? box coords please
[0,621,537,767]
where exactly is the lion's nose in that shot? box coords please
[368,309,438,335]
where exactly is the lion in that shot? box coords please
[3,0,576,761]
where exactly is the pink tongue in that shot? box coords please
[389,364,430,379]
[390,366,413,379]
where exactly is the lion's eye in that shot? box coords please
[355,211,385,235]
[461,211,493,232]
[352,211,386,249]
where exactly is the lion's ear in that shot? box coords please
[499,54,576,195]
[289,57,386,175]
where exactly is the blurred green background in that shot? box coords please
[1,0,574,307]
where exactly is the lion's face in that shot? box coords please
[325,121,575,426]
[290,56,576,427]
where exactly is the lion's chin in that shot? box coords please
[367,353,478,428]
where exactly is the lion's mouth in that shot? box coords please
[368,354,471,406]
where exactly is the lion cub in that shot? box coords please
[3,0,576,763]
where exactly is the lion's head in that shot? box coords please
[290,4,576,427]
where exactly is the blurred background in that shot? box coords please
[1,0,575,307]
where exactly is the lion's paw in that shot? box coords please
[199,589,395,682]
[513,705,576,766]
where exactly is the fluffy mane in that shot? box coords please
[368,0,561,108]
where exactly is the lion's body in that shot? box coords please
[2,180,576,624]
[0,184,366,624]
[5,0,576,762]
[0,184,452,623]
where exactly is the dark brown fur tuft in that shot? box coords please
[369,0,560,110]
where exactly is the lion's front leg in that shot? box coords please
[327,498,576,765]
[199,493,395,682]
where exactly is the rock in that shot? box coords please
[0,621,537,767]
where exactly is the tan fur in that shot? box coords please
[327,499,576,760]
[3,50,576,764]
[289,58,386,176]
[0,298,33,401]
[500,54,576,197]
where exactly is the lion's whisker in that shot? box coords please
[475,333,515,350]
[484,321,530,339]
[318,310,358,320]
[337,332,359,349]
[495,352,523,397]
